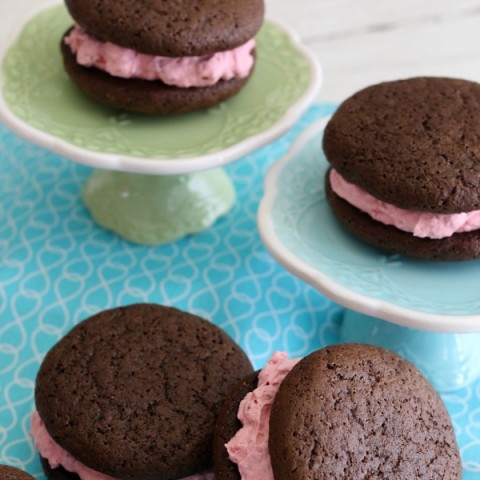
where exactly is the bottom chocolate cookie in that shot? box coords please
[213,372,260,480]
[325,173,480,261]
[61,37,253,115]
[40,458,77,480]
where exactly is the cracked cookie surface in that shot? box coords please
[269,344,461,480]
[65,0,264,56]
[323,77,480,213]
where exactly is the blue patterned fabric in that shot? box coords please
[1,104,479,478]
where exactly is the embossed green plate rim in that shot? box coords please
[0,3,322,174]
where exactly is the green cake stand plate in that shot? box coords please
[0,3,322,245]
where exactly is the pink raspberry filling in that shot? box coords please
[329,169,480,239]
[30,411,213,480]
[64,25,256,88]
[226,352,300,480]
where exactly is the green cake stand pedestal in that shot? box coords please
[82,169,235,245]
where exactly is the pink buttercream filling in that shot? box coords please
[64,25,256,88]
[226,352,300,480]
[330,169,480,239]
[30,411,213,480]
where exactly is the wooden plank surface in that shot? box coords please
[1,0,479,101]
[265,0,480,100]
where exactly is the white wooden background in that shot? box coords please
[1,0,480,102]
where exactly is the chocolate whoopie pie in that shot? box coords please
[61,0,264,114]
[323,77,480,260]
[0,465,36,480]
[215,344,461,480]
[32,304,253,480]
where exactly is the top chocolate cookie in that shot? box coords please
[323,77,480,214]
[269,344,461,480]
[65,0,265,56]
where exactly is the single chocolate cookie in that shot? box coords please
[0,465,35,480]
[64,0,264,56]
[324,77,480,213]
[34,303,253,480]
[323,77,480,260]
[213,371,260,480]
[269,344,461,480]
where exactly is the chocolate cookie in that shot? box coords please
[64,0,264,56]
[270,344,461,480]
[213,371,260,480]
[61,0,264,113]
[215,345,461,480]
[0,465,35,480]
[323,77,480,260]
[39,460,74,480]
[34,303,253,480]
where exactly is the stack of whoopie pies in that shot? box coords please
[61,0,264,113]
[323,76,480,261]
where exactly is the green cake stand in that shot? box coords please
[0,4,322,245]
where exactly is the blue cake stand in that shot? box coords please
[258,118,480,392]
